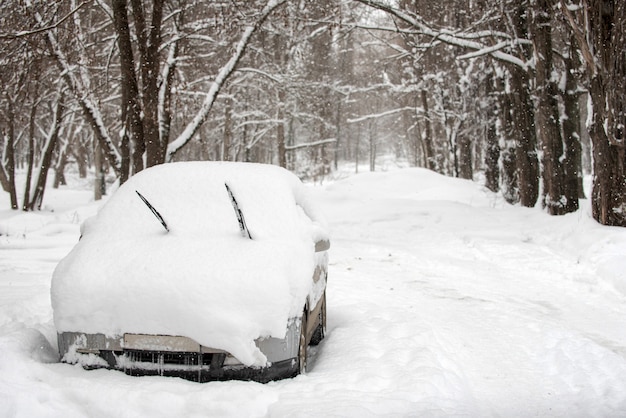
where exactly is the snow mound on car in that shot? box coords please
[51,162,328,366]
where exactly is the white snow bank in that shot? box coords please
[51,162,328,366]
[3,163,626,417]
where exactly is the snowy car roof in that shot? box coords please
[52,162,328,366]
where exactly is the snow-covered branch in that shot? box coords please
[27,0,122,175]
[166,0,287,162]
[347,107,418,124]
[353,0,529,71]
[285,138,337,151]
[0,1,91,39]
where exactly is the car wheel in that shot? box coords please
[297,311,308,375]
[310,292,326,346]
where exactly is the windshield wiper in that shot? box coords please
[136,190,169,232]
[225,183,252,239]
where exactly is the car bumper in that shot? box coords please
[57,321,301,383]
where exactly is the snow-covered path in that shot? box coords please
[1,167,625,417]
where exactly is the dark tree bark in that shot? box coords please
[484,73,500,193]
[421,89,436,171]
[595,0,626,226]
[531,0,571,215]
[509,66,539,208]
[27,95,64,211]
[22,101,37,211]
[223,94,233,162]
[273,32,287,168]
[158,38,180,155]
[495,73,518,202]
[113,0,145,177]
[507,0,539,208]
[485,123,500,192]
[458,134,472,180]
[53,145,68,189]
[94,135,105,201]
[562,0,626,226]
[369,118,377,172]
[561,38,585,201]
[1,95,18,209]
[306,0,335,176]
[130,0,165,168]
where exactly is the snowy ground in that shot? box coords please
[1,164,626,417]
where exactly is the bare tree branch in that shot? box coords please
[0,1,92,40]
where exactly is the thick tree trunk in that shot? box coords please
[457,134,472,180]
[53,148,68,189]
[73,139,89,179]
[158,39,179,159]
[509,66,539,207]
[495,74,518,202]
[484,72,499,192]
[562,40,585,201]
[589,76,626,226]
[505,0,539,207]
[484,123,500,192]
[113,0,145,177]
[531,0,571,215]
[580,0,626,226]
[131,0,165,167]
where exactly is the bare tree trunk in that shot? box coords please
[496,73,519,203]
[158,38,180,158]
[276,105,286,168]
[485,123,500,192]
[28,95,64,211]
[484,73,499,192]
[223,94,233,162]
[509,66,539,208]
[73,134,89,179]
[355,123,361,174]
[22,102,37,211]
[53,145,68,189]
[113,0,145,177]
[94,137,105,201]
[369,119,376,172]
[563,0,626,226]
[531,0,570,215]
[1,95,19,209]
[561,38,585,200]
[130,0,165,168]
[420,89,435,171]
[457,134,472,180]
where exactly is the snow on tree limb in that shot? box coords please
[0,1,90,40]
[166,0,287,162]
[27,0,122,175]
[285,138,337,151]
[353,0,529,71]
[347,107,418,124]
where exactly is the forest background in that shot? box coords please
[1,0,624,226]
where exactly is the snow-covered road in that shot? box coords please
[1,167,625,417]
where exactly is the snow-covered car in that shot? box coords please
[52,161,329,382]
